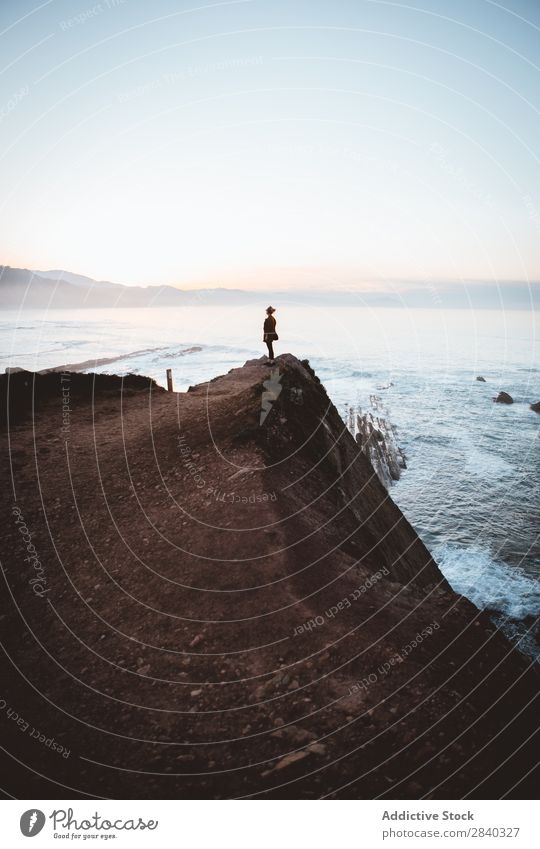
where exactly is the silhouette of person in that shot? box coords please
[263,306,278,364]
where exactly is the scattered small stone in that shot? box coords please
[284,725,316,744]
[407,781,423,794]
[274,751,309,770]
[137,664,150,675]
[189,634,203,648]
[190,688,202,697]
[307,743,326,755]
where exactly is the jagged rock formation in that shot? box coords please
[346,396,407,489]
[494,391,514,404]
[0,354,538,799]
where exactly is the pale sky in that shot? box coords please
[1,0,539,289]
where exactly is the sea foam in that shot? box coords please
[435,543,540,621]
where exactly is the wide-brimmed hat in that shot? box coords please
[266,305,276,313]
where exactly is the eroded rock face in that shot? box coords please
[494,391,513,404]
[250,355,443,589]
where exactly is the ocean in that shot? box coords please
[2,304,539,658]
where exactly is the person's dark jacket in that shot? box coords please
[263,314,278,341]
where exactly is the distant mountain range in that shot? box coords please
[1,265,538,310]
[0,266,254,309]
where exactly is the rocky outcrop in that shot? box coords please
[494,391,513,404]
[530,400,540,413]
[476,376,486,382]
[1,354,538,800]
[354,406,406,488]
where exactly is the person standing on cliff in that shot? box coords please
[263,305,278,365]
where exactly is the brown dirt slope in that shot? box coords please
[0,355,538,799]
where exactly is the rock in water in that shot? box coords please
[530,400,540,413]
[353,398,405,488]
[476,376,486,382]
[494,391,513,404]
